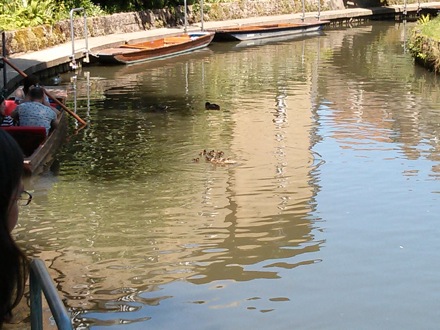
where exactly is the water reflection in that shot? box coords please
[14,20,440,329]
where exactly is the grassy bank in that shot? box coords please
[408,15,440,72]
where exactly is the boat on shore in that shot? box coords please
[94,31,215,65]
[210,20,330,42]
[1,87,68,175]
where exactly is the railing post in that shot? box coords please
[29,259,73,330]
[69,8,89,70]
[83,11,89,63]
[317,0,321,20]
[301,0,306,22]
[30,268,43,330]
[200,0,204,31]
[184,0,188,33]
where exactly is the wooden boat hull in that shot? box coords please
[211,21,330,42]
[24,110,67,174]
[95,31,215,65]
[1,110,68,175]
[232,30,324,48]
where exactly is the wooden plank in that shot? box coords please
[163,36,191,44]
[120,44,153,50]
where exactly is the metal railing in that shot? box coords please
[30,259,73,330]
[69,7,90,70]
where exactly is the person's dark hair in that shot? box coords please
[23,75,40,96]
[28,86,45,101]
[0,130,28,326]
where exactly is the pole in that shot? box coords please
[0,56,87,126]
[2,32,7,95]
[200,0,204,31]
[301,0,306,22]
[184,0,188,33]
[317,0,321,20]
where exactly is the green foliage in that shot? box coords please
[0,0,104,31]
[59,0,106,17]
[1,0,60,29]
[417,13,431,25]
[408,15,440,72]
[97,0,198,13]
[0,0,222,30]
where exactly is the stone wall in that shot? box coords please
[2,0,345,55]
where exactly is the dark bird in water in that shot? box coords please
[148,104,169,112]
[205,102,220,110]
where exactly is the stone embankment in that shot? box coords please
[3,0,346,55]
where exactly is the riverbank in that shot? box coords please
[408,13,440,72]
[1,2,437,94]
[2,0,340,55]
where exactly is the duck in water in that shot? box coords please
[195,149,237,165]
[205,102,220,110]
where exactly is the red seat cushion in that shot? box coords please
[1,126,47,156]
[3,100,18,116]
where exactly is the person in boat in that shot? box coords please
[0,130,30,327]
[15,75,49,105]
[16,75,39,101]
[14,75,55,110]
[11,85,60,135]
[0,95,15,127]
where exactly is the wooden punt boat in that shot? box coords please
[229,30,325,49]
[211,20,330,42]
[1,87,68,175]
[94,31,215,65]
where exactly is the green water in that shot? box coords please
[16,20,440,329]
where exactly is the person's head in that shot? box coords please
[0,130,24,232]
[28,85,45,103]
[0,130,27,326]
[23,75,40,96]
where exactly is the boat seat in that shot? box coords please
[120,44,153,50]
[1,126,47,156]
[164,36,191,44]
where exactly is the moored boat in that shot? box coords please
[94,31,215,65]
[229,30,325,49]
[211,20,330,42]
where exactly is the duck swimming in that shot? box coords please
[148,104,169,112]
[205,102,220,110]
[194,149,237,165]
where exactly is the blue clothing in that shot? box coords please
[15,101,57,135]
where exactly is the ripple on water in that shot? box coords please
[19,21,440,329]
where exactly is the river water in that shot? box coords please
[16,20,440,329]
